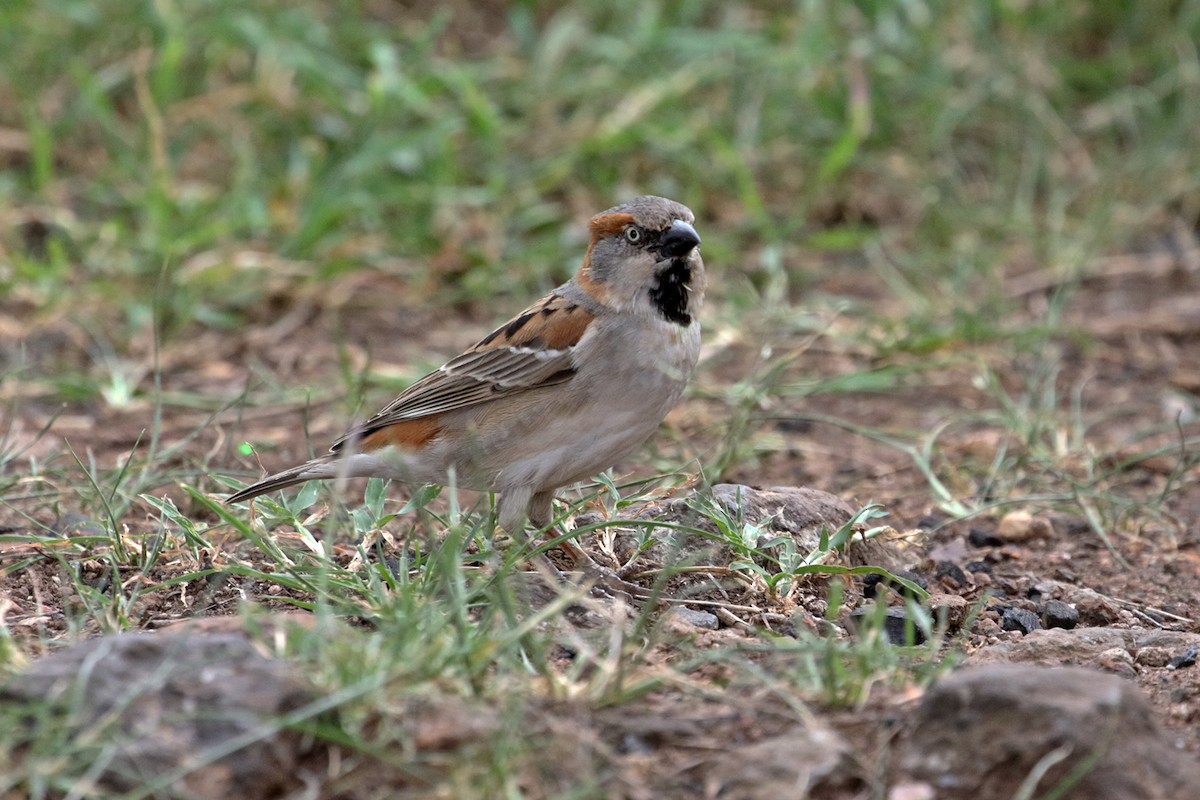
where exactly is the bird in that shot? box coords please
[227,195,704,587]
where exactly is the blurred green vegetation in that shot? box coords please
[3,0,1197,343]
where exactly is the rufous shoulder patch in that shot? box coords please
[359,416,442,452]
[473,294,593,351]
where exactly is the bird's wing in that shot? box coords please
[331,291,594,452]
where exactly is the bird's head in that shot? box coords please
[578,195,705,325]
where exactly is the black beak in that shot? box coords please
[657,219,701,259]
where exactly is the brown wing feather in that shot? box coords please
[332,293,593,453]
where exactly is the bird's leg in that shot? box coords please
[494,487,572,592]
[527,490,651,600]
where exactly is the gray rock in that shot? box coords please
[667,606,720,630]
[968,626,1200,668]
[1,627,316,798]
[902,664,1200,800]
[710,484,857,551]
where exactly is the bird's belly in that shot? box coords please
[490,399,677,492]
[485,354,691,491]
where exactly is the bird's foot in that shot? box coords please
[548,537,652,601]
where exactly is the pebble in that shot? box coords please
[667,607,719,630]
[927,593,969,630]
[1092,646,1137,678]
[932,561,969,589]
[1000,607,1042,635]
[1076,594,1121,626]
[1135,646,1173,668]
[1040,599,1079,630]
[1169,644,1198,670]
[967,527,1004,547]
[996,510,1054,542]
[850,606,927,646]
[862,570,928,599]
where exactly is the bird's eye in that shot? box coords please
[625,226,642,244]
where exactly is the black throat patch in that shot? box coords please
[648,259,693,325]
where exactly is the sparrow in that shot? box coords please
[227,195,704,584]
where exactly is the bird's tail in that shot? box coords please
[225,457,341,504]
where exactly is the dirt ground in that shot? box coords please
[3,234,1200,794]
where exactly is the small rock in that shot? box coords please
[1000,607,1042,635]
[996,510,1054,542]
[1169,644,1198,669]
[619,733,655,755]
[667,607,719,630]
[711,484,856,546]
[591,484,913,609]
[1092,646,1137,678]
[863,570,928,599]
[967,527,1004,547]
[974,616,1002,637]
[630,484,890,574]
[964,560,991,574]
[1053,566,1079,582]
[928,593,969,631]
[850,606,927,645]
[1075,594,1121,626]
[932,560,969,589]
[1040,599,1079,630]
[573,511,605,529]
[1027,581,1058,601]
[1135,646,1173,668]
